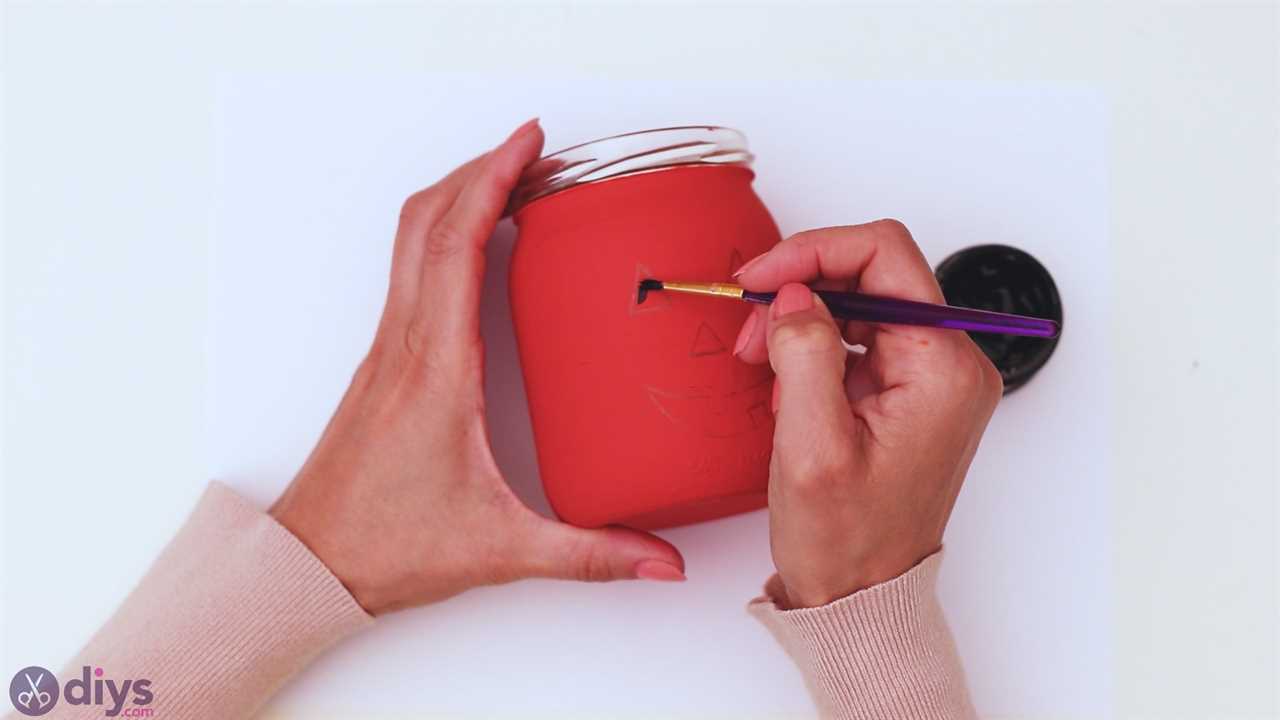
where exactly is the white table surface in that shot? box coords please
[208,74,1111,719]
[3,4,1276,719]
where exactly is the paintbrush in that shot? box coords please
[638,280,1060,338]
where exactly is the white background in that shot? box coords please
[3,3,1277,719]
[210,75,1110,718]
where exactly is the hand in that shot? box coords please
[732,220,1002,608]
[270,119,686,616]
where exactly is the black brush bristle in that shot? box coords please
[637,279,664,304]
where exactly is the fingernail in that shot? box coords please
[634,559,686,582]
[731,252,767,278]
[770,283,814,319]
[506,117,540,143]
[732,311,759,357]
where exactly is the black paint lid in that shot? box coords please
[934,245,1063,394]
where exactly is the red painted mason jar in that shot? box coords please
[507,127,780,529]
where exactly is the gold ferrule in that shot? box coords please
[658,282,746,300]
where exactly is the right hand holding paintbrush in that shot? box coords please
[731,220,1003,607]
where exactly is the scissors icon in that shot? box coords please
[16,671,52,710]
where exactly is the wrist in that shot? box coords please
[269,485,386,615]
[779,543,941,609]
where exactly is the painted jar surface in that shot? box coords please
[508,127,780,529]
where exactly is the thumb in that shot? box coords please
[514,517,686,583]
[765,283,858,460]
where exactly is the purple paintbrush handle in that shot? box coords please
[742,289,1060,338]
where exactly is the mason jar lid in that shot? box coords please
[505,126,754,216]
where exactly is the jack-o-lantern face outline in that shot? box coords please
[630,251,775,441]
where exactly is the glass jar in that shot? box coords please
[508,127,780,529]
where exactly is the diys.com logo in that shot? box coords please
[8,666,154,717]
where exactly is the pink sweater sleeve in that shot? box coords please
[40,482,372,719]
[22,482,969,719]
[749,552,977,720]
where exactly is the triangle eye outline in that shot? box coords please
[728,249,745,277]
[633,247,749,316]
[630,263,672,315]
[690,322,728,357]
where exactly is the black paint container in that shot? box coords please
[935,245,1063,394]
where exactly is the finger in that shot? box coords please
[811,277,852,347]
[738,219,945,305]
[735,277,858,365]
[732,303,769,364]
[416,119,545,344]
[765,284,861,479]
[746,220,976,380]
[384,152,490,324]
[842,319,877,348]
[734,220,942,362]
[378,154,488,327]
[514,516,686,583]
[844,350,879,404]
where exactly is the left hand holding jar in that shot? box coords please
[269,119,687,616]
